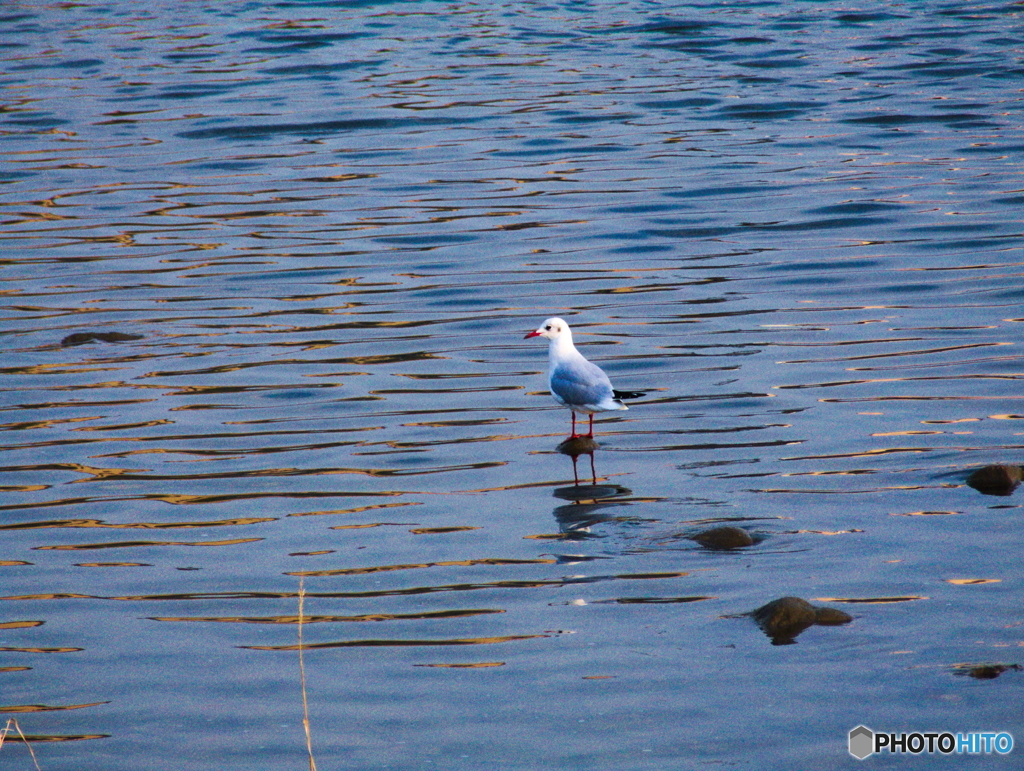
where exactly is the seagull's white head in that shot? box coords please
[525,317,572,341]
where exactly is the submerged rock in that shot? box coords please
[955,663,1022,680]
[752,597,816,636]
[691,526,755,550]
[813,607,854,626]
[966,464,1023,496]
[751,596,853,645]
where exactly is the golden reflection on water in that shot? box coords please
[815,596,929,604]
[889,510,960,517]
[0,702,108,714]
[33,538,263,551]
[0,732,109,744]
[0,517,274,530]
[74,562,153,568]
[598,595,713,605]
[288,501,421,517]
[149,608,505,624]
[288,557,557,577]
[243,633,550,651]
[329,522,413,531]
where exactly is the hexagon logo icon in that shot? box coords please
[849,725,874,760]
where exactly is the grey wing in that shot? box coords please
[550,359,614,406]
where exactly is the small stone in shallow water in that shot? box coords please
[813,607,855,626]
[955,663,1022,680]
[690,526,755,550]
[753,596,815,632]
[966,464,1023,496]
[751,596,853,645]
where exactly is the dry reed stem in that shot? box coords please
[0,718,42,771]
[298,577,317,771]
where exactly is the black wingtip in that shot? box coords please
[612,389,646,400]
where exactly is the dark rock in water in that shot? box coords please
[813,607,854,626]
[956,663,1022,680]
[753,597,816,639]
[557,435,599,456]
[966,464,1023,496]
[751,596,852,645]
[691,525,755,550]
[62,331,145,347]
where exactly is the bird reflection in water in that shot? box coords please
[557,434,600,486]
[551,482,634,539]
[551,442,633,539]
[550,424,636,539]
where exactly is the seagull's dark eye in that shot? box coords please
[545,325,552,330]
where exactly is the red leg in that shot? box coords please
[570,412,578,438]
[587,414,594,437]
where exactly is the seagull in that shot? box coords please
[524,317,644,438]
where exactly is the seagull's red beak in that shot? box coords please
[524,330,541,339]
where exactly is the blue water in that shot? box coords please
[1,1,1023,769]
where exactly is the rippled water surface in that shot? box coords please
[2,1,1023,768]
